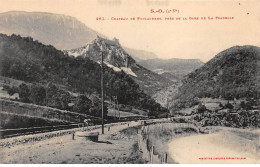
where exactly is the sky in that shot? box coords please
[0,0,260,62]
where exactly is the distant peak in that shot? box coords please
[0,10,106,50]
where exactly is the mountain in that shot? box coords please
[123,47,158,61]
[173,45,260,109]
[138,58,204,80]
[0,34,167,117]
[0,11,160,61]
[65,36,173,95]
[0,11,105,50]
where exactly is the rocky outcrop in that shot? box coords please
[66,36,173,95]
[66,36,136,69]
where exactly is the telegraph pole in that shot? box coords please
[101,51,104,134]
[115,96,120,120]
[113,96,116,118]
[45,81,51,107]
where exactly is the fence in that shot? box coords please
[137,122,201,164]
[137,126,167,164]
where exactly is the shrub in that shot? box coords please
[225,102,234,109]
[197,103,207,113]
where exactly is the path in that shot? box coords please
[0,121,143,164]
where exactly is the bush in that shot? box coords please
[225,102,234,109]
[197,103,207,113]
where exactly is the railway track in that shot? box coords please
[0,118,168,139]
[0,123,84,139]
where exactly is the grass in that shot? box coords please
[119,126,140,137]
[119,126,147,164]
[131,108,148,116]
[125,142,147,164]
[0,98,100,124]
[107,108,147,118]
[0,111,69,129]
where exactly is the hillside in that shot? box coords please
[65,36,173,95]
[152,81,181,108]
[0,34,167,117]
[138,58,204,80]
[173,45,260,109]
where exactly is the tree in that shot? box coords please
[197,103,207,113]
[89,96,108,117]
[225,102,234,109]
[72,95,92,114]
[18,83,30,103]
[2,85,17,96]
[29,83,46,105]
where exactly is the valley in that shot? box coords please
[0,10,259,164]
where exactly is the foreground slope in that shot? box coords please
[0,34,167,117]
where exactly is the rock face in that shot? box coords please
[66,36,136,71]
[66,36,173,95]
[0,11,104,50]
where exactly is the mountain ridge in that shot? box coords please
[123,47,158,61]
[138,57,204,80]
[0,11,105,50]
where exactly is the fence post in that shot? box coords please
[137,130,140,150]
[150,146,154,163]
[1,100,3,111]
[72,133,75,140]
[164,153,168,163]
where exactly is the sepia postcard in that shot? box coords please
[0,0,260,164]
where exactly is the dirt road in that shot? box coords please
[168,133,260,164]
[0,121,145,164]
